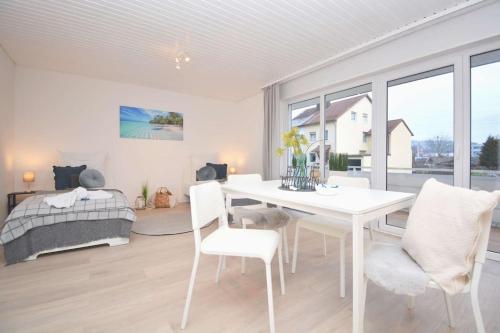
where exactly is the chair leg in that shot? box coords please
[323,233,327,256]
[215,255,223,283]
[277,237,286,295]
[181,252,200,329]
[292,223,300,274]
[443,291,455,328]
[265,264,276,333]
[471,281,485,333]
[340,237,346,298]
[407,296,415,310]
[241,224,247,274]
[282,225,289,264]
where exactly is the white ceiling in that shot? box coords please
[0,0,475,101]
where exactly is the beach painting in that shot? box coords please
[120,105,183,141]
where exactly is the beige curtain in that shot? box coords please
[263,83,281,180]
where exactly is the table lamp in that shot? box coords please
[23,171,35,192]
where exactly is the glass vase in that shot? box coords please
[293,154,308,189]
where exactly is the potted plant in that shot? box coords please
[328,152,349,177]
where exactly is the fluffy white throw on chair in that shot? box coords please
[43,187,113,208]
[402,178,500,295]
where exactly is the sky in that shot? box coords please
[291,62,499,145]
[389,62,500,144]
[470,62,500,143]
[120,106,177,122]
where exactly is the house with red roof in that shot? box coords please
[292,94,413,172]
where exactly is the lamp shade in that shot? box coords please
[23,171,35,183]
[229,167,237,174]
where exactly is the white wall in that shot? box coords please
[13,67,263,202]
[0,47,15,219]
[280,1,500,100]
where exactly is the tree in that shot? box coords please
[479,135,498,170]
[425,135,452,157]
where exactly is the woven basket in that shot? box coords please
[154,187,172,208]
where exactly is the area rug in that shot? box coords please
[132,206,195,236]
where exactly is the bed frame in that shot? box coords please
[25,237,130,261]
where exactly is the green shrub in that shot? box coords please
[329,153,349,171]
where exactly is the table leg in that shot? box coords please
[352,215,364,333]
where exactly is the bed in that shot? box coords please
[1,189,136,265]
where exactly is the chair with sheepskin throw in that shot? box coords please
[226,174,291,274]
[362,178,499,333]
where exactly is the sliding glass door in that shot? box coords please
[283,42,500,260]
[470,49,500,253]
[324,84,372,179]
[289,97,321,168]
[386,66,454,228]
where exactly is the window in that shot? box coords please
[309,132,317,142]
[471,49,500,253]
[324,83,372,177]
[289,97,320,167]
[362,113,368,122]
[324,129,329,140]
[386,66,454,228]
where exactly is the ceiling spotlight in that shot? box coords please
[174,52,191,70]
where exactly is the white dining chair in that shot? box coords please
[362,184,499,333]
[226,174,290,274]
[181,181,285,333]
[291,175,372,298]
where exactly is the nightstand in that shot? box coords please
[7,191,39,214]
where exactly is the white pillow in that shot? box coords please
[402,178,499,294]
[58,151,107,175]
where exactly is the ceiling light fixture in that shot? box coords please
[175,52,191,70]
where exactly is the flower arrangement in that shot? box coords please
[276,127,309,160]
[276,127,320,191]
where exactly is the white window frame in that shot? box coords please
[378,57,460,235]
[282,38,500,261]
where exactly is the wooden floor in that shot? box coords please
[1,210,500,332]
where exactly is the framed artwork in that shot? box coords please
[120,105,183,141]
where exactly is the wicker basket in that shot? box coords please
[154,187,172,208]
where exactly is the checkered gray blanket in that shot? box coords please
[1,190,136,244]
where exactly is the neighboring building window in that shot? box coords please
[309,132,317,142]
[309,152,316,162]
[362,113,368,122]
[351,111,357,121]
[348,158,362,172]
[324,129,329,140]
[363,133,367,143]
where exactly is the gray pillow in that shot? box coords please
[79,168,105,188]
[196,166,216,181]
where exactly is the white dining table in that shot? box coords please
[221,180,416,333]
